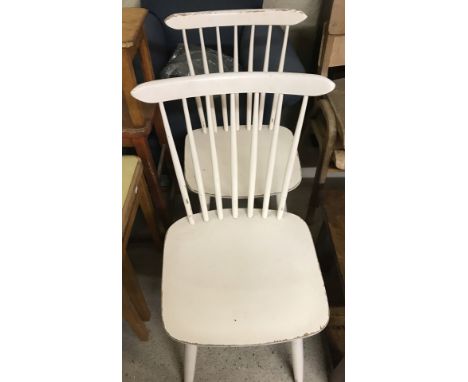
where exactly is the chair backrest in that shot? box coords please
[132,72,334,224]
[164,9,307,133]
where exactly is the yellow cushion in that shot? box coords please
[122,156,140,208]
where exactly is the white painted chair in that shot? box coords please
[165,9,307,207]
[132,72,334,382]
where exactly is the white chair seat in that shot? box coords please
[184,125,302,197]
[162,209,329,346]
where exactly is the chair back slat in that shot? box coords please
[230,93,238,218]
[159,102,195,224]
[132,73,334,224]
[165,9,307,29]
[233,25,240,131]
[182,29,208,133]
[215,26,229,131]
[277,96,309,219]
[205,94,224,219]
[262,93,284,217]
[258,25,272,130]
[198,28,218,132]
[268,26,290,130]
[182,98,209,222]
[246,25,255,131]
[247,92,260,217]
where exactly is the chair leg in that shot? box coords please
[123,287,149,341]
[184,344,198,382]
[291,338,304,382]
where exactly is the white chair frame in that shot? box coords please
[132,72,334,382]
[165,9,308,210]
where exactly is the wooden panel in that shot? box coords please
[165,9,307,29]
[132,72,335,104]
[328,35,345,67]
[328,0,345,35]
[122,8,148,48]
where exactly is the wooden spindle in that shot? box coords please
[269,26,290,130]
[159,102,194,224]
[216,26,229,131]
[205,94,224,220]
[277,96,308,219]
[246,25,255,131]
[233,25,240,130]
[230,93,238,218]
[182,98,209,222]
[262,93,284,218]
[182,29,207,133]
[247,92,260,217]
[199,28,218,132]
[258,25,272,130]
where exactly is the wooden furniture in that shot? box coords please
[122,7,169,226]
[306,0,345,222]
[319,189,345,372]
[122,155,162,341]
[165,9,307,208]
[131,72,335,382]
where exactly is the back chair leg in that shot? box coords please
[184,344,198,382]
[291,338,304,382]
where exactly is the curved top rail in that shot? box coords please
[131,72,335,104]
[165,9,307,30]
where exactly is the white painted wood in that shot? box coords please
[131,72,335,104]
[205,95,223,220]
[233,26,240,131]
[216,26,229,131]
[182,98,209,222]
[230,93,238,218]
[182,29,207,133]
[246,25,255,131]
[165,9,307,29]
[291,339,304,382]
[162,209,329,345]
[198,28,218,132]
[184,125,301,198]
[262,93,284,218]
[247,92,260,217]
[159,102,194,224]
[269,26,290,130]
[184,344,197,382]
[277,96,309,219]
[258,25,272,130]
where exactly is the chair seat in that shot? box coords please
[184,125,302,198]
[162,209,329,346]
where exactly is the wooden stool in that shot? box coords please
[122,7,169,227]
[122,155,162,341]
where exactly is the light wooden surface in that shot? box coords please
[165,9,307,29]
[162,209,329,346]
[328,0,345,35]
[122,8,148,48]
[132,72,335,103]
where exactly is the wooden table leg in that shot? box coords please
[132,136,170,226]
[139,31,154,82]
[306,99,337,225]
[138,175,163,250]
[123,287,149,341]
[123,49,144,127]
[123,248,151,321]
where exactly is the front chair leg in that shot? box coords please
[184,344,198,382]
[291,338,304,382]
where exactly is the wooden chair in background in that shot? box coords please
[122,155,162,341]
[307,0,345,222]
[122,7,169,227]
[165,9,307,210]
[132,72,335,382]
